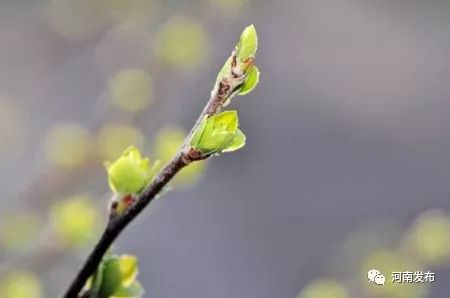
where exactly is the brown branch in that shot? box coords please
[62,49,248,298]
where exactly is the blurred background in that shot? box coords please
[1,0,450,297]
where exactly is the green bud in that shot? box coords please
[190,116,208,149]
[118,255,139,287]
[88,262,105,293]
[190,111,246,154]
[214,25,260,98]
[105,146,155,195]
[238,65,260,95]
[99,256,122,297]
[236,24,258,62]
[96,254,142,298]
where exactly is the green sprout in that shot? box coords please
[215,24,260,96]
[236,24,258,62]
[105,146,157,195]
[190,110,246,155]
[85,254,144,298]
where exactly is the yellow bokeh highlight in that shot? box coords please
[110,69,153,113]
[408,210,450,265]
[361,250,427,298]
[0,212,41,252]
[44,123,91,168]
[101,0,154,24]
[209,0,249,13]
[297,279,349,298]
[50,194,100,248]
[153,127,206,186]
[0,270,43,298]
[97,124,145,161]
[153,127,185,162]
[155,18,209,69]
[47,0,111,41]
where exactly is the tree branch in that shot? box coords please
[62,49,248,298]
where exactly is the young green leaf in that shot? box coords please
[112,281,144,298]
[222,128,246,152]
[197,111,238,154]
[99,256,122,298]
[190,111,247,154]
[236,24,258,62]
[190,115,208,148]
[238,65,260,95]
[213,25,259,101]
[96,254,142,298]
[90,262,105,293]
[118,255,138,287]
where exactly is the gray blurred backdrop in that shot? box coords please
[1,0,450,297]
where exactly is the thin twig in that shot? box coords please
[63,49,248,298]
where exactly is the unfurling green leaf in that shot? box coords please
[236,24,258,62]
[90,254,143,298]
[87,261,105,293]
[118,255,138,287]
[197,111,238,153]
[222,128,246,152]
[190,116,208,148]
[238,65,260,95]
[190,111,246,154]
[105,146,156,195]
[213,25,260,99]
[99,256,122,297]
[112,281,144,298]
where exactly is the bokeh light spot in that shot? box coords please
[50,194,100,248]
[155,17,209,69]
[409,210,450,265]
[47,0,111,41]
[0,212,41,252]
[97,124,145,161]
[44,123,91,168]
[361,250,427,298]
[0,270,43,298]
[101,0,154,24]
[209,0,249,13]
[297,279,349,298]
[109,69,153,113]
[153,127,206,186]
